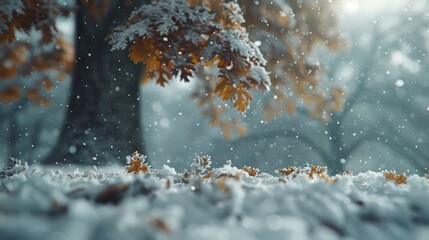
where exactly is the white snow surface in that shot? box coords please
[1,163,429,240]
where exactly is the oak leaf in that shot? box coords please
[129,40,147,64]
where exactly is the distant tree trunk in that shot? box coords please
[43,1,146,164]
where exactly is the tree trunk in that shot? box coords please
[43,1,146,164]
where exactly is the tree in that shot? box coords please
[0,0,74,104]
[309,2,429,173]
[215,0,429,174]
[1,0,343,164]
[192,0,345,138]
[0,0,74,163]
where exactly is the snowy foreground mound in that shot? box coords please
[1,160,429,240]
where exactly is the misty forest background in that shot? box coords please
[0,0,428,175]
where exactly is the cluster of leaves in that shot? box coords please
[125,153,245,195]
[276,165,337,183]
[125,153,413,188]
[192,66,250,139]
[383,171,408,185]
[125,153,359,195]
[0,37,74,105]
[240,0,346,122]
[0,0,74,105]
[242,165,259,177]
[123,152,413,189]
[1,0,346,140]
[0,157,28,179]
[276,166,298,176]
[190,155,212,175]
[192,0,346,138]
[109,0,270,138]
[125,151,151,174]
[182,155,215,185]
[0,0,73,43]
[275,166,411,185]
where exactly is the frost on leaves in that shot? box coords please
[276,165,337,183]
[192,0,345,138]
[109,0,270,114]
[239,0,346,122]
[191,155,212,175]
[276,166,297,177]
[125,151,151,174]
[0,37,74,105]
[242,166,259,177]
[0,0,74,105]
[0,158,28,178]
[384,171,407,185]
[0,0,71,43]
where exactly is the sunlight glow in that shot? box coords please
[341,0,408,15]
[343,1,359,14]
[57,17,75,40]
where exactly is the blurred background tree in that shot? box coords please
[207,0,429,174]
[0,0,74,163]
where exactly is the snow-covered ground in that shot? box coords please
[1,158,429,240]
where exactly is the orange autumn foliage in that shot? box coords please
[191,0,346,138]
[110,0,270,121]
[0,37,74,105]
[0,85,20,102]
[384,171,408,185]
[125,151,151,174]
[0,0,74,105]
[0,0,72,43]
[2,0,345,140]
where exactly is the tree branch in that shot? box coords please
[342,128,427,171]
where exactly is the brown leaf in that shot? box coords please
[40,24,54,44]
[233,87,252,112]
[41,77,53,90]
[129,40,146,64]
[0,23,15,42]
[126,151,150,174]
[156,69,170,87]
[384,171,407,185]
[95,184,129,204]
[8,43,30,64]
[276,166,297,176]
[0,85,20,102]
[242,166,259,176]
[0,65,18,80]
[285,98,297,114]
[151,218,172,234]
[139,69,150,84]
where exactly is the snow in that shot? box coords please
[1,159,429,240]
[107,0,272,100]
[109,0,215,50]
